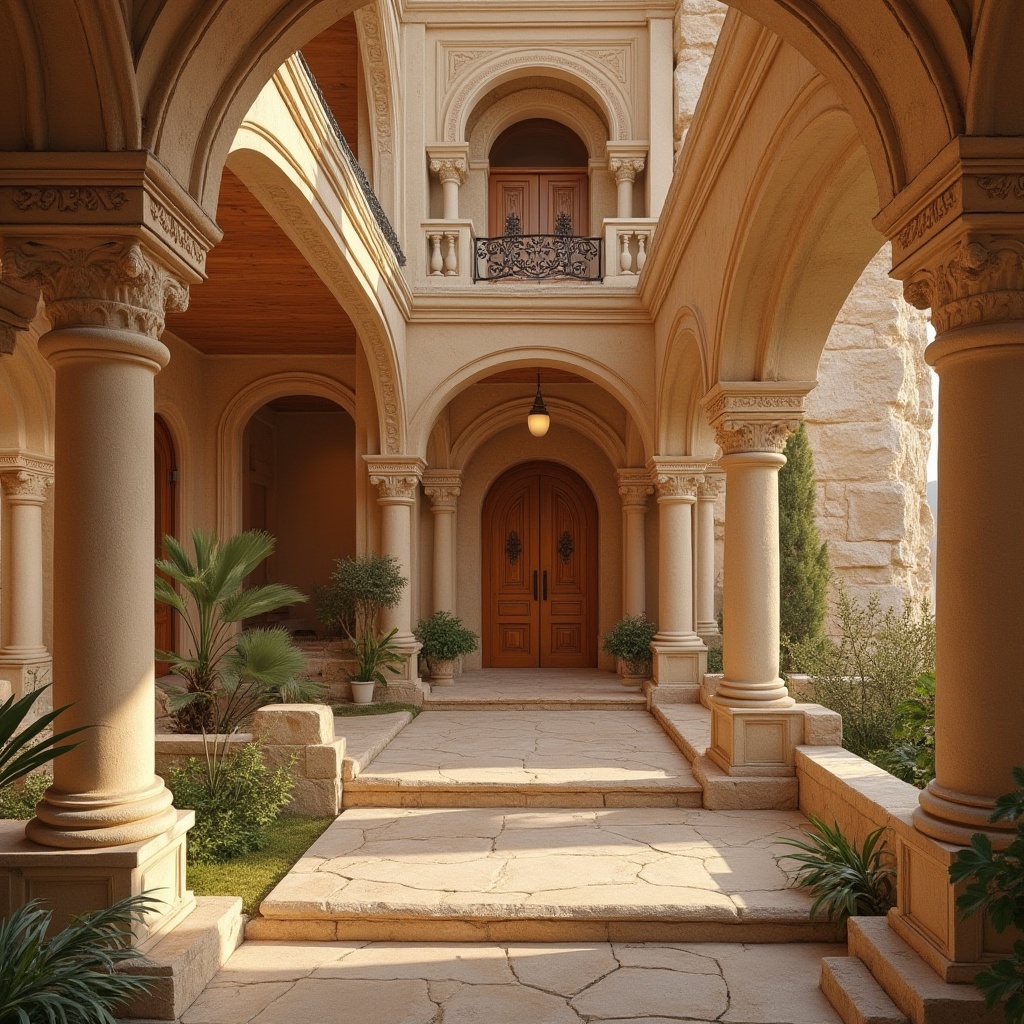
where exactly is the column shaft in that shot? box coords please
[695,479,720,635]
[622,507,647,616]
[378,499,415,641]
[616,178,633,220]
[441,179,459,221]
[1,477,49,655]
[657,497,697,640]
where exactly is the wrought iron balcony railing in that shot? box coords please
[295,51,406,267]
[474,233,603,282]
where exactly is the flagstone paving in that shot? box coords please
[181,938,845,1024]
[342,710,703,807]
[251,806,840,942]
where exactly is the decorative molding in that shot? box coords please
[903,237,1024,333]
[610,157,645,185]
[713,420,796,455]
[366,456,425,504]
[429,157,468,186]
[617,468,653,508]
[147,196,207,268]
[702,382,813,455]
[895,182,960,251]
[445,49,490,86]
[697,475,723,500]
[976,175,1024,201]
[0,239,187,338]
[422,470,462,511]
[354,5,395,157]
[579,47,628,84]
[12,186,128,213]
[653,471,703,500]
[1,469,52,502]
[0,452,54,477]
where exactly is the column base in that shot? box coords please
[913,780,1018,849]
[650,639,707,701]
[384,640,428,703]
[695,623,720,648]
[0,809,195,949]
[707,702,804,777]
[0,651,52,703]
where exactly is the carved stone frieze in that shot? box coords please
[13,187,129,213]
[977,175,1024,201]
[355,5,394,156]
[894,182,961,253]
[423,471,463,511]
[903,236,1024,333]
[0,239,188,338]
[1,469,53,502]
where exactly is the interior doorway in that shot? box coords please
[482,461,598,668]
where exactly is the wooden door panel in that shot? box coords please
[489,175,538,235]
[540,173,589,235]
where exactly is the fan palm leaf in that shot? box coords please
[0,687,87,791]
[219,583,307,624]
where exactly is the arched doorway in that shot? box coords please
[488,118,590,237]
[154,416,176,675]
[482,461,598,668]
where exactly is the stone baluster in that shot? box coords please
[617,470,654,617]
[429,232,443,276]
[422,470,462,614]
[443,232,458,276]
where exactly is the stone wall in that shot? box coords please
[673,0,727,155]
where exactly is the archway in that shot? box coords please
[481,460,598,669]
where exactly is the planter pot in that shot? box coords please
[428,658,457,687]
[618,658,650,687]
[350,679,376,705]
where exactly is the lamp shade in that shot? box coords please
[528,373,550,436]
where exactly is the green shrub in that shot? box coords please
[779,816,896,922]
[601,614,657,666]
[779,424,830,666]
[167,743,295,865]
[706,647,723,674]
[950,767,1024,1024]
[786,586,935,758]
[414,611,478,663]
[0,772,51,819]
[317,554,407,636]
[869,671,935,787]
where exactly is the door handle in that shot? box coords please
[542,570,548,600]
[533,570,538,600]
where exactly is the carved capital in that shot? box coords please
[609,157,645,185]
[365,456,425,504]
[429,157,468,187]
[902,236,1024,333]
[423,470,463,512]
[702,381,813,455]
[646,458,707,502]
[616,469,653,509]
[1,469,52,503]
[713,420,797,455]
[1,239,188,338]
[697,474,723,500]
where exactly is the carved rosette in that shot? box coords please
[423,471,462,513]
[1,240,188,338]
[609,157,645,186]
[429,157,468,187]
[902,237,1024,334]
[1,469,53,503]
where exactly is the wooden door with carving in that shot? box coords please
[483,462,597,668]
[154,416,176,676]
[488,172,589,236]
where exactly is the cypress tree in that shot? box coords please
[779,424,830,661]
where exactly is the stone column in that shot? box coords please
[617,469,654,616]
[422,470,462,614]
[702,382,814,781]
[695,472,722,640]
[647,457,707,695]
[428,151,468,221]
[609,157,645,220]
[868,148,1024,980]
[365,456,426,690]
[0,468,53,692]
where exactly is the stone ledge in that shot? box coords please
[335,711,414,781]
[691,754,799,810]
[821,955,909,1024]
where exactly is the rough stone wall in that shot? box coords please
[804,245,934,615]
[673,0,727,154]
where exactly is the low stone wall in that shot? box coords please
[295,639,357,703]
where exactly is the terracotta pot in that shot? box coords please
[350,679,376,705]
[429,658,457,687]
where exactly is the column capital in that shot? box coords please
[0,279,39,355]
[616,468,654,509]
[606,143,648,183]
[0,468,52,504]
[422,469,463,512]
[697,471,724,500]
[874,138,1024,333]
[427,145,469,186]
[703,381,815,455]
[646,456,707,501]
[365,455,426,504]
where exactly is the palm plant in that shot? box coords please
[778,815,896,921]
[155,529,309,733]
[0,893,160,1024]
[0,686,86,793]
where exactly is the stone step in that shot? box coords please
[848,917,1003,1024]
[422,669,645,710]
[422,695,647,710]
[247,805,846,944]
[821,956,910,1024]
[333,710,414,781]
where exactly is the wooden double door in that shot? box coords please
[483,462,598,668]
[488,171,589,237]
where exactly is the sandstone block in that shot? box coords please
[674,51,713,119]
[829,540,893,569]
[252,704,333,745]
[283,777,341,817]
[802,705,843,746]
[259,744,306,774]
[847,482,908,541]
[305,739,346,780]
[676,13,725,48]
[807,421,901,481]
[811,349,907,421]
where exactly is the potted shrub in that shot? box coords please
[602,614,657,686]
[319,554,409,704]
[414,611,479,687]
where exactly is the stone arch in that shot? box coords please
[715,78,883,384]
[441,49,631,146]
[216,372,355,536]
[407,350,654,463]
[467,88,610,165]
[658,307,712,456]
[967,3,1024,136]
[228,103,407,453]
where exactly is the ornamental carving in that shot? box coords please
[148,197,207,267]
[579,47,628,84]
[13,186,128,213]
[653,472,702,500]
[506,530,522,564]
[1,470,52,501]
[703,391,805,426]
[370,473,420,501]
[713,419,797,455]
[896,182,960,251]
[902,237,1024,333]
[697,476,723,500]
[618,483,653,507]
[423,472,462,511]
[977,175,1024,201]
[609,158,645,185]
[355,5,395,156]
[445,49,490,85]
[429,157,468,186]
[0,240,188,338]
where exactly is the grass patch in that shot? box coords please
[332,701,421,718]
[188,815,333,915]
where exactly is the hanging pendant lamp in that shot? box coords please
[527,371,551,437]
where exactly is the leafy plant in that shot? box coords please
[0,772,51,820]
[779,815,896,921]
[316,554,407,637]
[786,586,935,758]
[949,767,1024,1024]
[0,686,86,793]
[706,647,723,674]
[155,529,309,733]
[779,424,830,667]
[0,893,161,1024]
[414,611,479,664]
[602,614,657,667]
[166,743,295,865]
[869,671,935,787]
[349,626,407,685]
